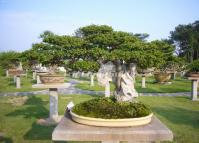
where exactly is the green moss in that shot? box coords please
[72,97,151,119]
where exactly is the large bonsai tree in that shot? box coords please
[75,25,166,101]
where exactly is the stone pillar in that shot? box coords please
[6,70,9,77]
[37,75,41,84]
[171,72,176,80]
[90,73,94,86]
[105,81,110,97]
[16,75,21,89]
[33,71,36,80]
[191,80,198,101]
[13,75,16,83]
[49,88,59,121]
[142,75,146,88]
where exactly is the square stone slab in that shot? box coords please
[52,114,173,143]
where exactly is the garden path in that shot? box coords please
[0,79,191,97]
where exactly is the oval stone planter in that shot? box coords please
[8,69,23,76]
[186,72,199,77]
[154,73,171,83]
[70,111,153,127]
[40,74,64,84]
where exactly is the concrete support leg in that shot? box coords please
[16,76,21,89]
[49,88,58,121]
[13,75,16,83]
[90,74,94,86]
[142,76,146,88]
[6,70,9,77]
[37,75,41,84]
[105,81,110,97]
[171,73,176,80]
[191,80,198,101]
[33,71,36,80]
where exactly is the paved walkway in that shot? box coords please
[0,79,191,97]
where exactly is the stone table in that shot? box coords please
[52,114,173,143]
[32,83,70,125]
[188,77,199,101]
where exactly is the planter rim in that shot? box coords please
[70,110,153,121]
[40,74,64,77]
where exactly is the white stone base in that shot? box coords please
[37,116,63,126]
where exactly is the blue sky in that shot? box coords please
[0,0,199,52]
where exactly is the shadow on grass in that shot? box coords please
[152,106,199,129]
[23,122,55,141]
[6,96,48,119]
[0,137,13,143]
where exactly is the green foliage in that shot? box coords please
[0,51,21,69]
[69,60,100,72]
[187,60,199,72]
[72,97,151,119]
[170,20,199,62]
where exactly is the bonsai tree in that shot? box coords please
[0,51,21,76]
[186,60,199,77]
[69,60,100,86]
[75,25,165,101]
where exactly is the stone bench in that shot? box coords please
[52,114,173,143]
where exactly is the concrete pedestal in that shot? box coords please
[52,114,173,143]
[32,71,36,80]
[90,74,94,86]
[188,77,199,101]
[105,81,110,97]
[141,75,146,88]
[32,83,70,125]
[6,70,9,77]
[16,76,21,89]
[37,75,41,84]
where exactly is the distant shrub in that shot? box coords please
[187,60,199,72]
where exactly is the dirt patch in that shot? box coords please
[5,96,28,106]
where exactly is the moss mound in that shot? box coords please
[72,97,152,119]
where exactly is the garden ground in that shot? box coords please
[0,94,199,143]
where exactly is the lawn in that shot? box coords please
[0,75,42,93]
[75,76,193,93]
[0,94,199,143]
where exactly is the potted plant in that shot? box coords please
[186,60,199,77]
[32,32,66,84]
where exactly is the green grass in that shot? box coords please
[75,76,193,93]
[0,94,198,143]
[135,76,192,93]
[0,75,43,93]
[75,81,115,91]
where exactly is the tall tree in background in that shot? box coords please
[170,20,199,62]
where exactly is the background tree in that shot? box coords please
[170,20,199,63]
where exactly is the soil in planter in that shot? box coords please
[72,97,151,119]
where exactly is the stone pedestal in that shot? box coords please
[32,83,70,125]
[188,77,199,101]
[170,72,176,80]
[37,75,41,84]
[6,70,9,77]
[105,81,110,97]
[32,71,36,80]
[49,88,58,121]
[90,74,94,86]
[16,75,21,89]
[142,75,146,88]
[52,114,173,143]
[13,75,16,83]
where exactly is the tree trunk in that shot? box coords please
[115,60,123,95]
[90,73,94,86]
